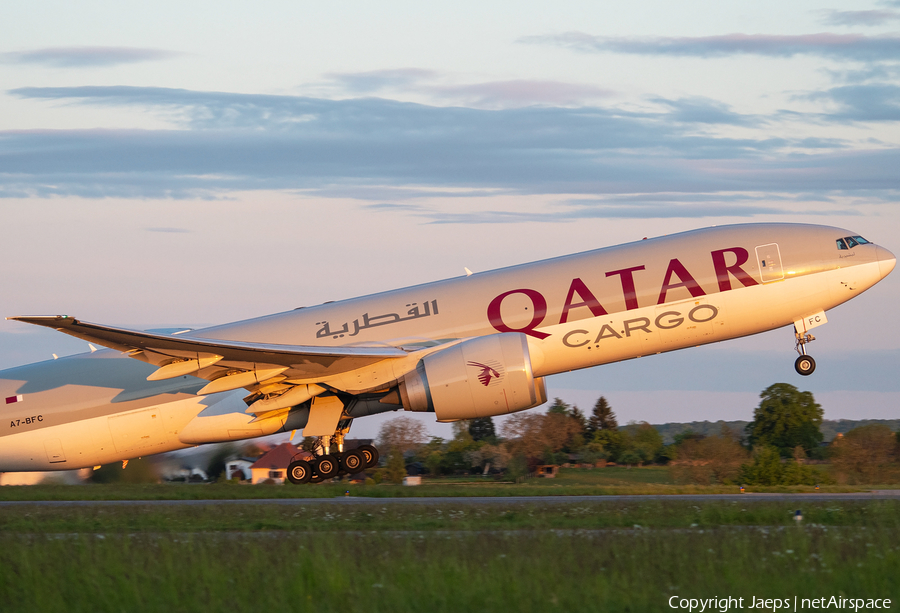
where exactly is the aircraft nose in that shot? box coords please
[877,245,896,278]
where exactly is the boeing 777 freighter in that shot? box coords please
[1,223,894,483]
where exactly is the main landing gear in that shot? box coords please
[286,426,380,485]
[794,328,816,376]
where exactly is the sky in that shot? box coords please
[1,0,898,441]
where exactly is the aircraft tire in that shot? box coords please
[287,460,312,484]
[794,355,816,376]
[357,444,379,468]
[314,454,339,480]
[341,450,366,474]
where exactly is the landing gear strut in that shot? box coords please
[794,328,817,376]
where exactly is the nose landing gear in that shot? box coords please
[794,328,816,376]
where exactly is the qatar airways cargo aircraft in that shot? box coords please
[1,223,895,483]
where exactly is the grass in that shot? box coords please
[0,466,882,501]
[2,499,899,533]
[2,490,898,612]
[2,522,898,612]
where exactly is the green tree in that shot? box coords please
[740,446,784,485]
[587,396,618,436]
[627,422,665,465]
[547,397,570,415]
[385,447,407,483]
[593,428,628,463]
[468,417,497,442]
[569,406,587,432]
[745,383,823,457]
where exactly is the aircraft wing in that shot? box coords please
[7,315,408,385]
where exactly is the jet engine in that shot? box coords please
[399,333,546,421]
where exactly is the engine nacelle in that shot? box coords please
[399,333,546,421]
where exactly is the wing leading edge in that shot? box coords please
[7,315,408,385]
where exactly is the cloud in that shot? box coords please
[323,69,613,107]
[430,79,613,107]
[324,68,438,93]
[818,9,900,26]
[649,97,760,126]
[3,86,900,208]
[522,32,900,61]
[823,64,900,84]
[2,47,183,68]
[805,84,900,121]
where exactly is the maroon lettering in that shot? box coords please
[689,304,718,323]
[594,324,622,342]
[655,311,684,330]
[559,278,608,324]
[562,329,590,348]
[711,247,759,292]
[623,317,651,337]
[657,259,707,304]
[487,289,550,340]
[606,265,645,310]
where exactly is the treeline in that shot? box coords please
[374,383,900,486]
[653,418,900,445]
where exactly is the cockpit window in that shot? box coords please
[836,238,848,250]
[853,236,870,245]
[845,236,859,248]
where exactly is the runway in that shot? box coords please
[1,491,898,506]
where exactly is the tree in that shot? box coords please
[569,406,588,432]
[469,417,497,442]
[377,416,428,455]
[831,425,900,484]
[385,447,408,483]
[669,434,748,485]
[587,396,618,436]
[745,383,823,457]
[592,428,628,463]
[547,397,570,415]
[740,446,784,485]
[501,411,580,463]
[205,443,237,481]
[627,422,665,465]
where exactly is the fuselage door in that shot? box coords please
[755,243,784,283]
[44,439,66,464]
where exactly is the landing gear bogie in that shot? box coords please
[287,459,312,484]
[313,454,339,480]
[340,449,366,474]
[357,444,380,469]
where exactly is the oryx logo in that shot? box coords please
[467,361,502,387]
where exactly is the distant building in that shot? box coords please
[249,443,310,484]
[533,465,559,478]
[225,458,255,481]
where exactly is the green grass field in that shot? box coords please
[1,497,898,612]
[0,466,881,501]
[2,471,897,612]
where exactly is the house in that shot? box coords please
[249,443,310,484]
[225,458,255,481]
